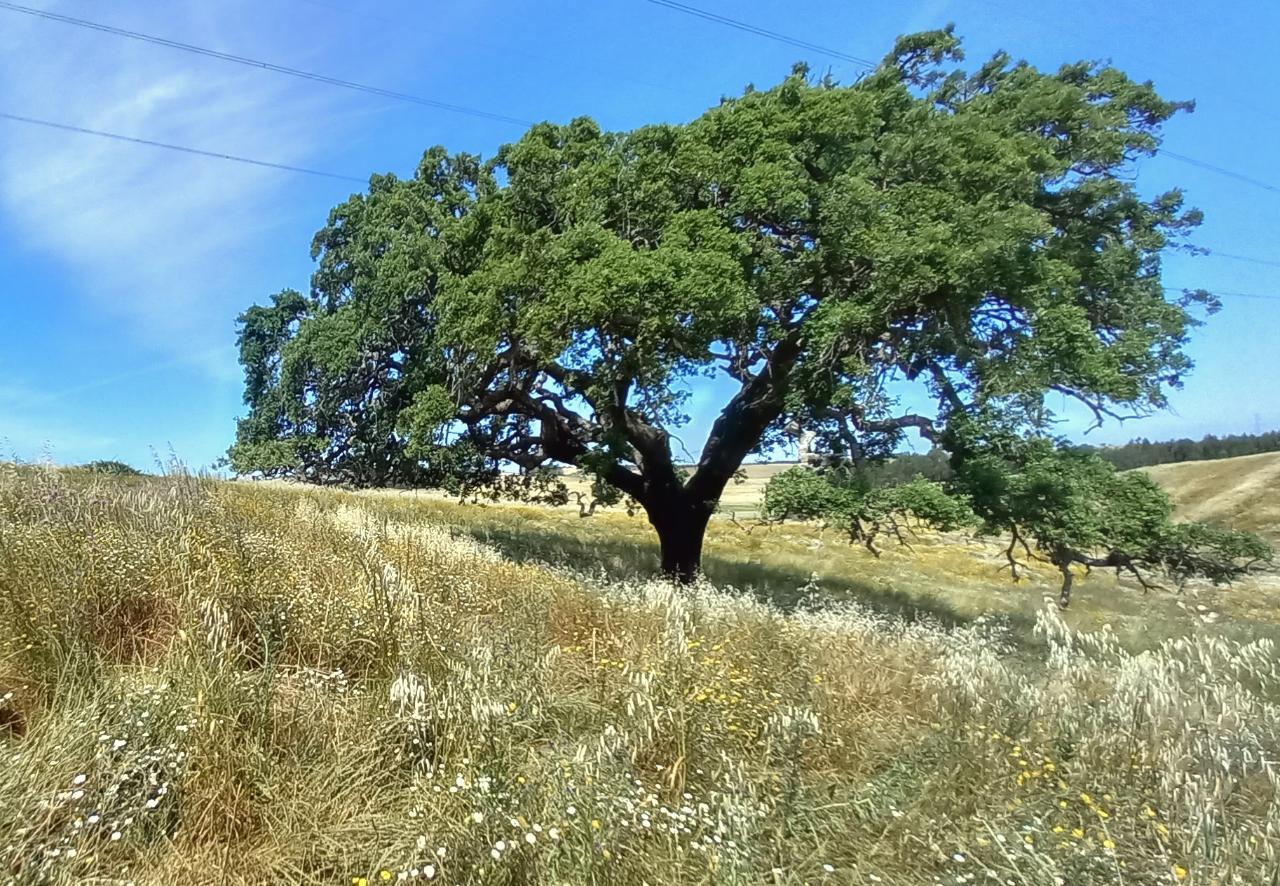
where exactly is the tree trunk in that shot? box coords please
[647,495,714,584]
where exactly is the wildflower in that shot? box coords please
[566,804,577,816]
[490,849,501,860]
[822,863,835,873]
[471,812,484,823]
[953,853,966,863]
[435,847,446,858]
[423,865,435,880]
[1173,865,1188,880]
[548,827,560,840]
[379,871,392,882]
[495,840,506,852]
[591,819,601,830]
[1102,839,1115,850]
[525,832,536,845]
[353,879,367,886]
[72,774,87,786]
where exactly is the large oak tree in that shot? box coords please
[231,29,1225,582]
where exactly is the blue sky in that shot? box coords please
[1,0,1277,471]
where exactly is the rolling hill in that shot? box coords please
[1140,450,1280,542]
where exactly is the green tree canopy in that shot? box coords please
[763,466,973,556]
[231,28,1225,582]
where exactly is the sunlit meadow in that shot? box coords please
[2,463,1278,884]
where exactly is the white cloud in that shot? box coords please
[0,0,374,370]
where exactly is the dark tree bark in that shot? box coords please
[646,490,715,584]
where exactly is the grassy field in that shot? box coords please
[1142,451,1280,544]
[2,461,1278,884]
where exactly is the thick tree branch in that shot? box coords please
[686,330,805,503]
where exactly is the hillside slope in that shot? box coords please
[1141,451,1280,542]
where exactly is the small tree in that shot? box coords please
[765,422,1271,606]
[231,28,1225,582]
[79,460,143,477]
[948,424,1271,605]
[763,466,971,555]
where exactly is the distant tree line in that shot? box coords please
[1078,430,1280,471]
[869,430,1280,482]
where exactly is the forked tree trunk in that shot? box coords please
[646,494,714,584]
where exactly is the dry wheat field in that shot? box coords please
[1,463,1278,885]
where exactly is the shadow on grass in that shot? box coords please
[458,520,986,630]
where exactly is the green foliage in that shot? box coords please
[1084,429,1280,471]
[230,27,1219,577]
[78,460,143,476]
[763,466,857,524]
[766,418,1273,605]
[764,466,972,554]
[945,420,1272,604]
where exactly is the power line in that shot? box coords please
[642,0,878,69]
[1163,285,1280,302]
[10,107,1278,284]
[639,2,1279,202]
[1161,150,1280,196]
[1203,249,1280,269]
[0,0,534,128]
[0,111,368,183]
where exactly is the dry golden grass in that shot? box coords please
[2,463,1278,885]
[1140,451,1280,543]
